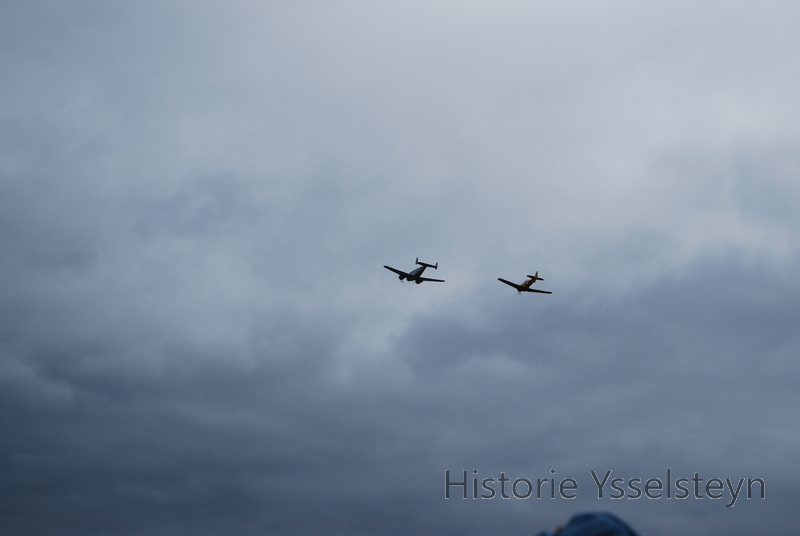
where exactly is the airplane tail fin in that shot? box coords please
[416,258,438,270]
[527,271,543,281]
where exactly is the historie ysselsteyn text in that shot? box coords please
[444,469,764,508]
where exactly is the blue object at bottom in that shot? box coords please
[535,512,641,536]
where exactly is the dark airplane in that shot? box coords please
[384,258,445,284]
[498,271,552,294]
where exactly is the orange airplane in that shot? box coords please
[497,271,552,294]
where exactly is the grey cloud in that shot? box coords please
[2,2,799,535]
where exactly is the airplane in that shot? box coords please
[497,271,552,294]
[384,257,445,284]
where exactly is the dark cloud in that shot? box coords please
[3,250,797,534]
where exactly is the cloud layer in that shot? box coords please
[2,2,799,534]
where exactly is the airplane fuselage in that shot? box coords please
[407,266,426,280]
[519,279,535,290]
[398,265,428,283]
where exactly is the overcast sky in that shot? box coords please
[2,2,799,535]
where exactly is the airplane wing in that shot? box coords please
[522,288,552,294]
[384,265,410,278]
[498,278,524,291]
[418,276,445,282]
